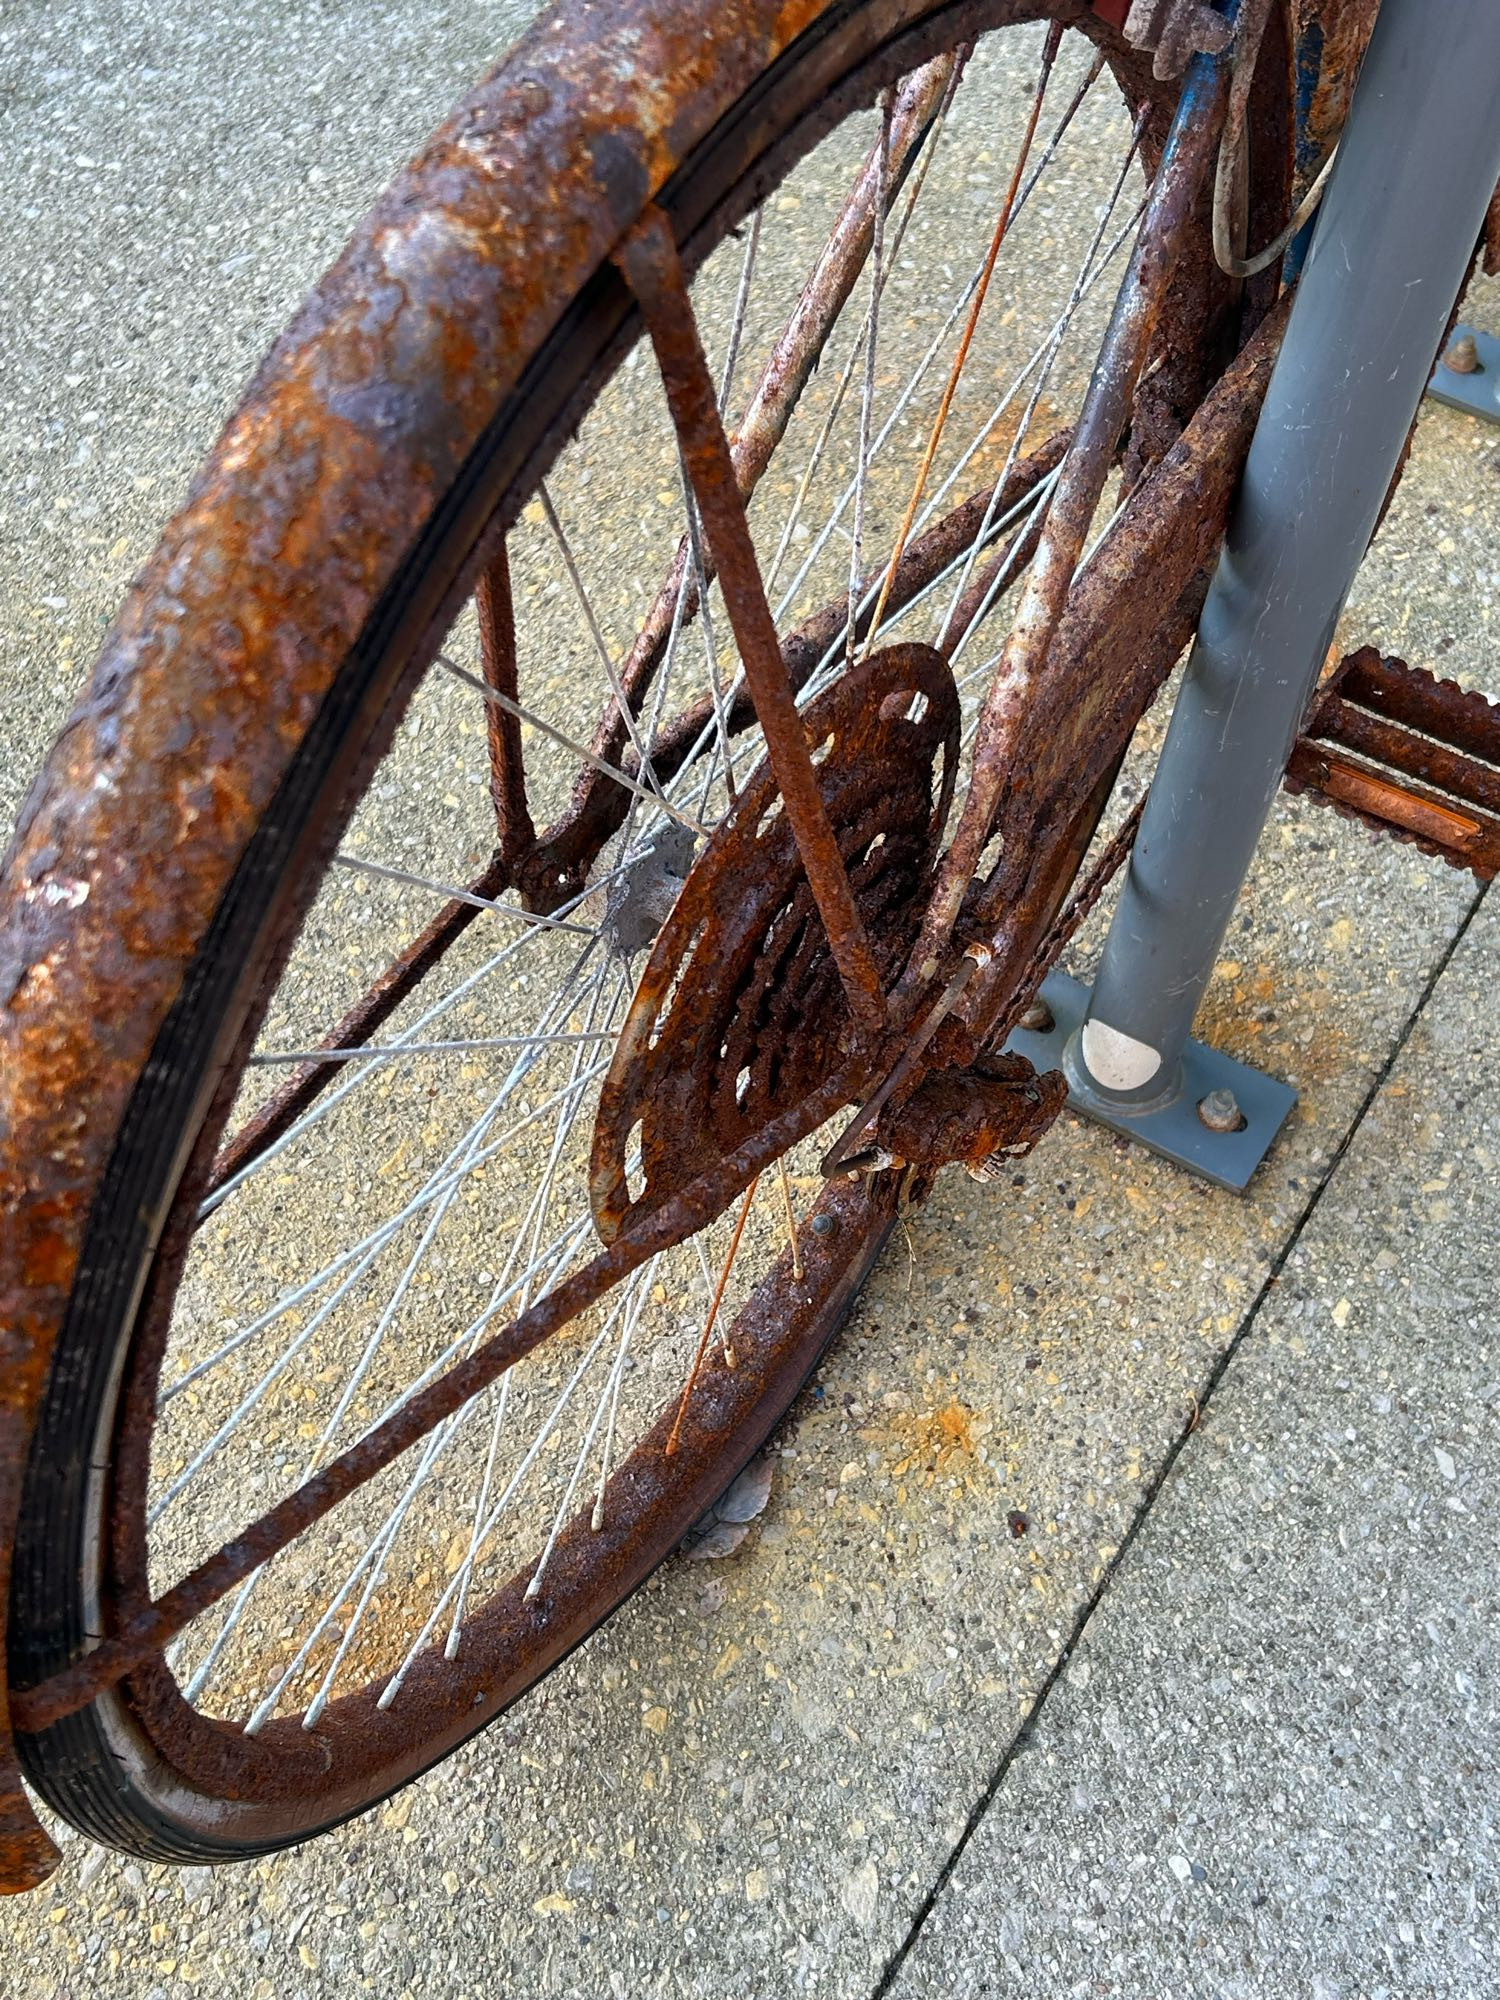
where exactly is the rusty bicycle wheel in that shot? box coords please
[1,0,1294,1867]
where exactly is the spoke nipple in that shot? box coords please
[810,1211,838,1239]
[591,1501,606,1532]
[722,1346,737,1371]
[1444,332,1481,376]
[1019,999,1054,1035]
[1197,1087,1245,1134]
[524,1572,542,1601]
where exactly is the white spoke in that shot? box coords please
[539,482,665,797]
[679,459,737,809]
[247,1030,615,1069]
[439,655,709,838]
[331,853,593,933]
[845,89,892,665]
[205,875,630,1216]
[442,965,633,1652]
[189,1213,593,1712]
[377,1298,618,1710]
[718,208,762,409]
[937,112,1147,656]
[165,1042,611,1405]
[589,1260,659,1532]
[762,55,967,601]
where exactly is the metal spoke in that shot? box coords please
[679,459,737,808]
[330,853,593,933]
[247,1030,614,1070]
[439,654,709,837]
[861,23,1062,653]
[439,961,633,1654]
[778,1157,804,1282]
[204,881,626,1217]
[666,1175,759,1456]
[718,209,762,410]
[166,1039,611,1405]
[762,53,969,601]
[845,88,892,665]
[539,481,666,796]
[768,39,1103,630]
[376,1298,619,1710]
[186,1210,594,1710]
[589,1260,658,1532]
[937,113,1148,658]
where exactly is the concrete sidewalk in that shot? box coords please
[887,890,1500,2000]
[2,5,1498,1996]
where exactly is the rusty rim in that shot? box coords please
[2,0,1293,1866]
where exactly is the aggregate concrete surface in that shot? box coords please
[2,5,1497,1996]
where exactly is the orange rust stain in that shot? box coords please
[886,1399,987,1485]
[1195,961,1355,1091]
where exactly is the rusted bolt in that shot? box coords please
[1197,1087,1244,1134]
[516,75,551,118]
[1443,332,1481,376]
[1019,998,1054,1034]
[810,1212,838,1239]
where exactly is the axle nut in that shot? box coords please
[1197,1086,1244,1134]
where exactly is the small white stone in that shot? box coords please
[180,1865,215,1904]
[840,1860,879,1929]
[1434,1447,1457,1482]
[1167,1854,1192,1884]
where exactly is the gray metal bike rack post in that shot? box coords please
[1009,0,1500,1192]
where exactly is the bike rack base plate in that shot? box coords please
[1003,970,1297,1193]
[1427,324,1500,427]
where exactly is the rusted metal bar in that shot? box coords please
[557,54,958,805]
[474,541,536,866]
[904,38,1233,991]
[616,205,887,1039]
[1286,648,1500,878]
[1310,699,1500,818]
[730,53,958,500]
[957,292,1289,1043]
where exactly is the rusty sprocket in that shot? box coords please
[590,644,959,1240]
